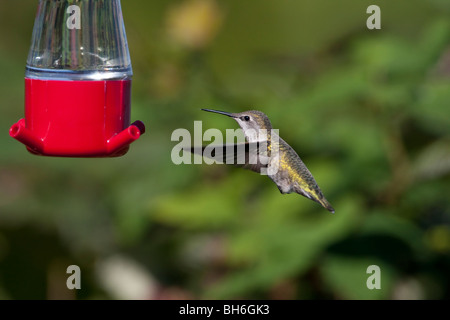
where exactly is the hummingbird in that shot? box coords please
[189,108,335,213]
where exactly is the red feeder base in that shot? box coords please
[10,78,145,157]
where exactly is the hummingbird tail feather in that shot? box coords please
[319,198,335,214]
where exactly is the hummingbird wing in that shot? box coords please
[187,142,270,173]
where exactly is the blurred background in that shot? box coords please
[0,0,449,299]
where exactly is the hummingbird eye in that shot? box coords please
[242,116,250,121]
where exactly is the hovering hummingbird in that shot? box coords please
[190,108,335,213]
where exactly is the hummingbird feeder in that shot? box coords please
[9,0,145,157]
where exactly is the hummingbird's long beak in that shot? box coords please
[201,108,236,118]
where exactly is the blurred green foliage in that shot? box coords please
[0,0,449,299]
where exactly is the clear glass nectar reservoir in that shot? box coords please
[26,0,132,80]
